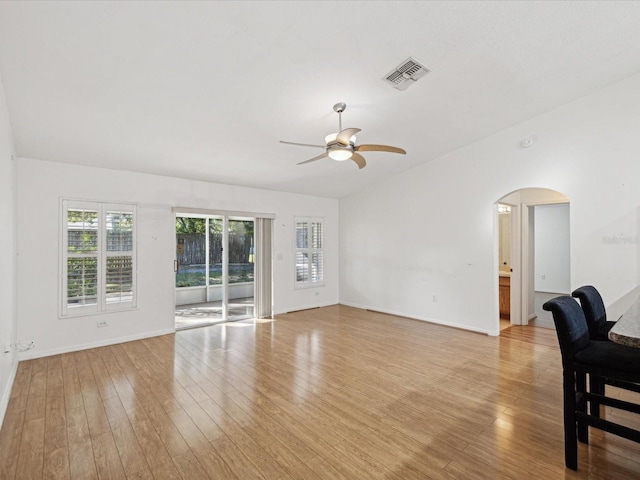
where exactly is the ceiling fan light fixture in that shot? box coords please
[328,148,353,161]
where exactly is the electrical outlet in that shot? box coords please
[541,274,546,280]
[97,320,108,328]
[432,295,438,302]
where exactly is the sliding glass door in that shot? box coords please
[174,214,255,329]
[227,218,255,321]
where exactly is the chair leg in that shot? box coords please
[576,371,589,444]
[563,369,578,470]
[589,374,603,418]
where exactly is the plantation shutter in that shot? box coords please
[61,200,137,317]
[65,202,100,313]
[295,217,324,287]
[105,206,135,308]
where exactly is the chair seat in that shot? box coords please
[575,340,640,374]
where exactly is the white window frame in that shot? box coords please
[60,199,137,317]
[294,217,324,289]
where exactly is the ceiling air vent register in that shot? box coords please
[383,57,430,91]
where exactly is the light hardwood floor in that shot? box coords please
[1,305,640,479]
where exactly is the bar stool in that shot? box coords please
[571,286,640,416]
[543,296,640,471]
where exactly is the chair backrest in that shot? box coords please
[571,285,607,339]
[543,296,590,367]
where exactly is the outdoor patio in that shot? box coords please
[175,297,254,329]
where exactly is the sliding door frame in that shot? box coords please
[173,207,274,327]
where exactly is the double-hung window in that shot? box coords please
[61,200,136,316]
[295,217,324,287]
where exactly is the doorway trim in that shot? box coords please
[172,206,275,329]
[496,188,570,327]
[171,207,275,220]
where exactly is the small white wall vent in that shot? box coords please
[383,57,430,91]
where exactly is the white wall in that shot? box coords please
[534,203,570,293]
[340,72,640,334]
[0,74,17,427]
[15,159,339,358]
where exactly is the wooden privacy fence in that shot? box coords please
[176,233,252,265]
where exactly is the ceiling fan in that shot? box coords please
[280,102,406,169]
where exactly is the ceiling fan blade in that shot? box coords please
[356,144,406,154]
[350,152,366,169]
[297,152,329,165]
[336,128,361,145]
[280,140,326,149]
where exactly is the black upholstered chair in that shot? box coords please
[571,285,616,341]
[570,285,637,418]
[543,296,640,471]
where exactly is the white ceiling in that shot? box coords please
[2,1,640,198]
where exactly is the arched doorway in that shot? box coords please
[496,188,570,328]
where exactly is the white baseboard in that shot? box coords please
[535,290,569,295]
[275,301,337,315]
[0,356,19,431]
[339,301,499,336]
[18,328,176,361]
